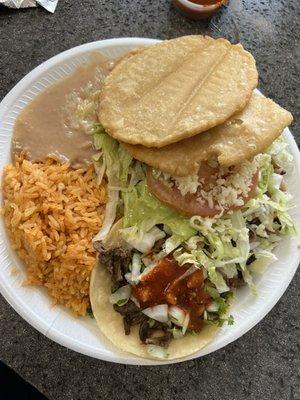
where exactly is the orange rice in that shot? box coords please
[1,155,106,315]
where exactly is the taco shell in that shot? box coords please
[90,262,218,360]
[90,221,218,360]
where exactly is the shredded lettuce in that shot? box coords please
[218,315,235,327]
[93,124,132,188]
[92,124,295,301]
[93,125,196,248]
[267,136,294,170]
[204,285,232,319]
[93,125,132,241]
[173,138,295,294]
[121,180,196,248]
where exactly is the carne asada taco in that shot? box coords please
[90,220,218,359]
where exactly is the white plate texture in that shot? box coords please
[0,38,299,365]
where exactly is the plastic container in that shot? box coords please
[173,0,227,20]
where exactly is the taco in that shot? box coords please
[90,220,218,360]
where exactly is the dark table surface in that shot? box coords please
[0,1,299,399]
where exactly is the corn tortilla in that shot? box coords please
[122,93,293,176]
[99,35,258,148]
[90,221,218,360]
[90,263,218,360]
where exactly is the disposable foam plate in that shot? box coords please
[0,38,299,365]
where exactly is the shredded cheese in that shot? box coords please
[197,158,259,210]
[154,155,262,210]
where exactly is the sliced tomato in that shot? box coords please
[147,165,258,217]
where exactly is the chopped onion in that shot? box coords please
[125,272,134,285]
[146,345,169,359]
[130,295,140,308]
[131,253,142,282]
[168,306,186,326]
[149,226,166,241]
[139,264,157,280]
[206,301,219,313]
[142,304,169,323]
[164,235,182,254]
[93,189,118,242]
[271,173,283,190]
[172,327,184,339]
[109,285,131,306]
[125,253,143,284]
[182,313,190,335]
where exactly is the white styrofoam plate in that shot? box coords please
[0,38,299,365]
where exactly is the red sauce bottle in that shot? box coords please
[172,0,228,20]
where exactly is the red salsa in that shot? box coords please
[172,0,227,20]
[188,0,223,4]
[132,256,211,331]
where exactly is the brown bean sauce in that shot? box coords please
[12,52,115,168]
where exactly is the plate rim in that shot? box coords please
[0,37,299,366]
